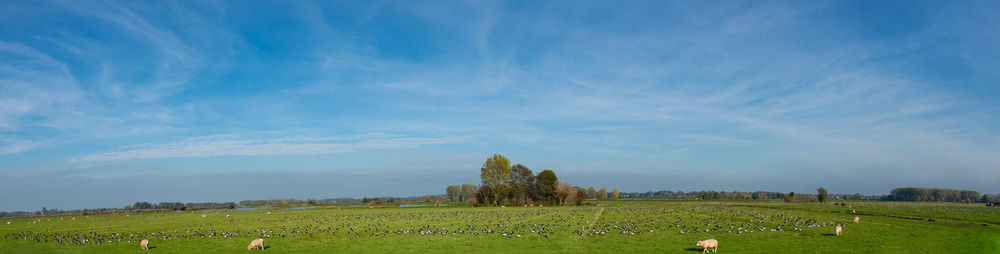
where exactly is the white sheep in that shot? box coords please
[248,238,264,250]
[140,239,149,250]
[853,216,860,223]
[696,239,718,253]
[226,214,231,218]
[835,225,842,236]
[5,221,10,225]
[201,214,207,218]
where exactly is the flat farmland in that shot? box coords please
[1,201,997,253]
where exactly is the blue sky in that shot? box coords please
[1,0,999,211]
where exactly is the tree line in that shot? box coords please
[884,187,985,203]
[618,190,870,201]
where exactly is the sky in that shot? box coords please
[1,0,999,211]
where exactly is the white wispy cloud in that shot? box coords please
[0,139,43,155]
[72,134,468,162]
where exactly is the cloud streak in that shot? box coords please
[73,134,468,162]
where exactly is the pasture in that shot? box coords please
[1,200,997,253]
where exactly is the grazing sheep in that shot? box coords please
[853,216,860,223]
[140,239,149,250]
[5,221,10,225]
[226,214,231,218]
[248,238,264,250]
[835,225,842,236]
[696,239,718,253]
[201,214,207,218]
[266,212,271,215]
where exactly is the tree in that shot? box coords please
[784,192,796,202]
[576,187,589,205]
[476,185,496,205]
[461,184,477,201]
[817,187,828,203]
[480,154,513,206]
[133,202,152,210]
[597,187,607,200]
[586,187,597,199]
[555,182,576,205]
[980,194,990,203]
[853,193,863,200]
[611,188,620,200]
[446,185,461,202]
[534,170,559,205]
[509,164,535,205]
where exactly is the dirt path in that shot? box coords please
[583,207,604,235]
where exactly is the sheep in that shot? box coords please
[853,216,860,224]
[266,212,271,215]
[201,214,207,218]
[140,239,149,250]
[852,209,856,214]
[226,214,231,218]
[835,225,842,236]
[5,221,10,225]
[696,239,718,253]
[248,238,264,250]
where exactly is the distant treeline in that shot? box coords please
[883,187,985,203]
[4,186,998,218]
[129,201,238,210]
[237,198,360,207]
[620,190,870,201]
[0,207,120,218]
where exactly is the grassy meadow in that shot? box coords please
[1,200,998,253]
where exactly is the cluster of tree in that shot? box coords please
[127,201,238,211]
[444,184,478,202]
[884,187,982,203]
[472,154,615,206]
[360,195,447,204]
[237,198,366,207]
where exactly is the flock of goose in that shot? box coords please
[2,205,847,249]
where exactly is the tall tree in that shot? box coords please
[817,187,828,203]
[586,187,597,199]
[534,170,559,205]
[446,185,461,202]
[597,187,607,200]
[509,164,535,205]
[480,154,513,205]
[611,188,620,200]
[461,184,477,201]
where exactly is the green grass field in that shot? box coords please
[1,200,998,253]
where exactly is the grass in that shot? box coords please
[1,200,998,253]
